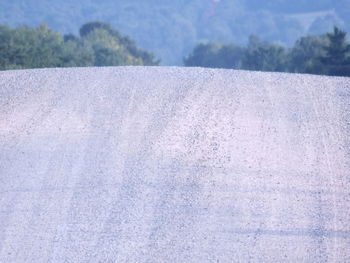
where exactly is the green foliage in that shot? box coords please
[0,0,346,65]
[241,35,287,72]
[184,27,350,77]
[79,21,117,38]
[0,22,159,70]
[184,36,287,73]
[0,24,66,69]
[319,27,350,76]
[2,19,350,77]
[184,43,244,69]
[287,35,327,74]
[79,21,159,66]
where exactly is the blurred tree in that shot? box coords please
[0,0,343,65]
[79,21,159,66]
[288,35,327,74]
[183,42,244,69]
[215,44,245,68]
[59,39,93,67]
[184,28,350,76]
[81,28,140,66]
[0,25,13,68]
[0,24,65,69]
[183,43,221,68]
[241,35,287,72]
[79,21,117,38]
[63,33,78,42]
[0,22,159,70]
[319,26,350,76]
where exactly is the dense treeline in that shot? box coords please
[0,0,347,65]
[0,22,158,70]
[184,27,350,77]
[1,22,350,77]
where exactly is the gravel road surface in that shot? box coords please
[0,67,349,262]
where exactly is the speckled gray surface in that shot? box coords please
[0,66,349,262]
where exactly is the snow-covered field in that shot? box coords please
[0,67,349,262]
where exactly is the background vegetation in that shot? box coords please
[184,27,350,76]
[0,22,158,70]
[1,21,350,77]
[0,0,349,65]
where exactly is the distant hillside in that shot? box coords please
[0,0,348,65]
